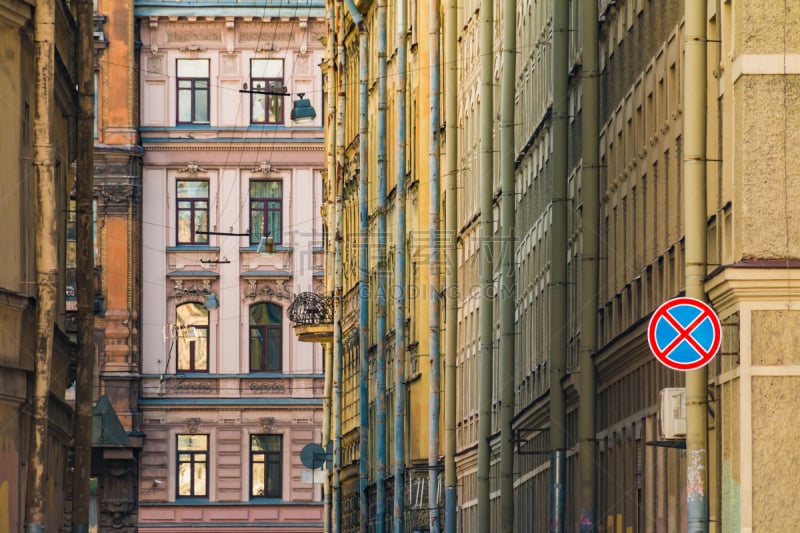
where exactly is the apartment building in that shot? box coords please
[135,1,326,530]
[0,0,78,530]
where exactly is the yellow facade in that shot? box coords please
[326,0,440,529]
[326,0,800,531]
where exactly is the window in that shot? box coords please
[251,59,284,124]
[177,302,209,372]
[249,302,282,372]
[177,434,208,497]
[249,181,283,245]
[177,59,209,124]
[177,180,209,245]
[250,434,282,498]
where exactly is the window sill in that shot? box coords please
[167,245,221,252]
[241,245,294,253]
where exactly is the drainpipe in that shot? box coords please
[376,0,389,529]
[684,1,709,532]
[443,0,459,526]
[476,0,495,527]
[395,0,408,530]
[499,0,516,527]
[577,0,599,531]
[72,1,96,532]
[323,2,336,531]
[429,0,442,529]
[333,1,346,531]
[323,339,333,533]
[550,0,569,531]
[342,4,370,532]
[25,0,57,530]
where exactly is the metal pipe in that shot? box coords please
[577,0,600,531]
[71,1,97,531]
[343,2,369,531]
[376,0,389,529]
[333,1,346,530]
[323,3,336,530]
[25,0,57,530]
[394,0,408,530]
[443,0,459,525]
[684,1,709,531]
[477,0,495,527]
[499,0,517,526]
[550,0,569,530]
[429,0,442,529]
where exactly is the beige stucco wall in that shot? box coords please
[733,75,800,260]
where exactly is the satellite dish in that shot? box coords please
[300,443,327,469]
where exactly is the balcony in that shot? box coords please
[286,292,333,343]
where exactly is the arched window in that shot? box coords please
[250,302,282,372]
[176,302,209,372]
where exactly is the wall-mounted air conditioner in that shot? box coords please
[658,387,686,440]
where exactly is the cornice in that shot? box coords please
[142,143,323,152]
[0,0,31,28]
[706,263,800,317]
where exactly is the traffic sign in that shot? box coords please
[647,297,721,371]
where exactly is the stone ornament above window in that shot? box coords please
[244,280,293,302]
[171,279,214,301]
[185,417,201,433]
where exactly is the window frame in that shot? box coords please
[176,434,209,498]
[249,302,282,373]
[176,58,210,125]
[249,434,282,499]
[250,59,285,125]
[176,302,210,373]
[176,180,209,245]
[249,180,283,246]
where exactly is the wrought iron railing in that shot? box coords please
[286,292,333,326]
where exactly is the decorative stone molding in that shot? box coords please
[260,417,275,432]
[100,183,137,214]
[244,279,294,302]
[176,161,208,175]
[185,417,201,433]
[170,279,214,301]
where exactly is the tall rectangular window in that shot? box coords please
[177,180,209,245]
[177,434,208,497]
[177,303,209,372]
[249,181,283,245]
[177,59,210,124]
[250,434,282,498]
[249,303,282,372]
[250,59,284,124]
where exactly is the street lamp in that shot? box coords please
[240,87,317,124]
[290,93,316,123]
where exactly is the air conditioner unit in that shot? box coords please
[658,387,686,440]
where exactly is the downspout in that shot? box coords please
[443,0,459,526]
[72,0,97,532]
[684,2,709,532]
[550,0,569,531]
[323,3,336,531]
[25,0,57,530]
[476,0,495,527]
[376,0,389,529]
[342,1,370,531]
[394,0,408,530]
[334,1,345,530]
[498,0,516,526]
[578,0,599,531]
[428,0,442,529]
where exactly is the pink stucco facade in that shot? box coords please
[137,7,326,531]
